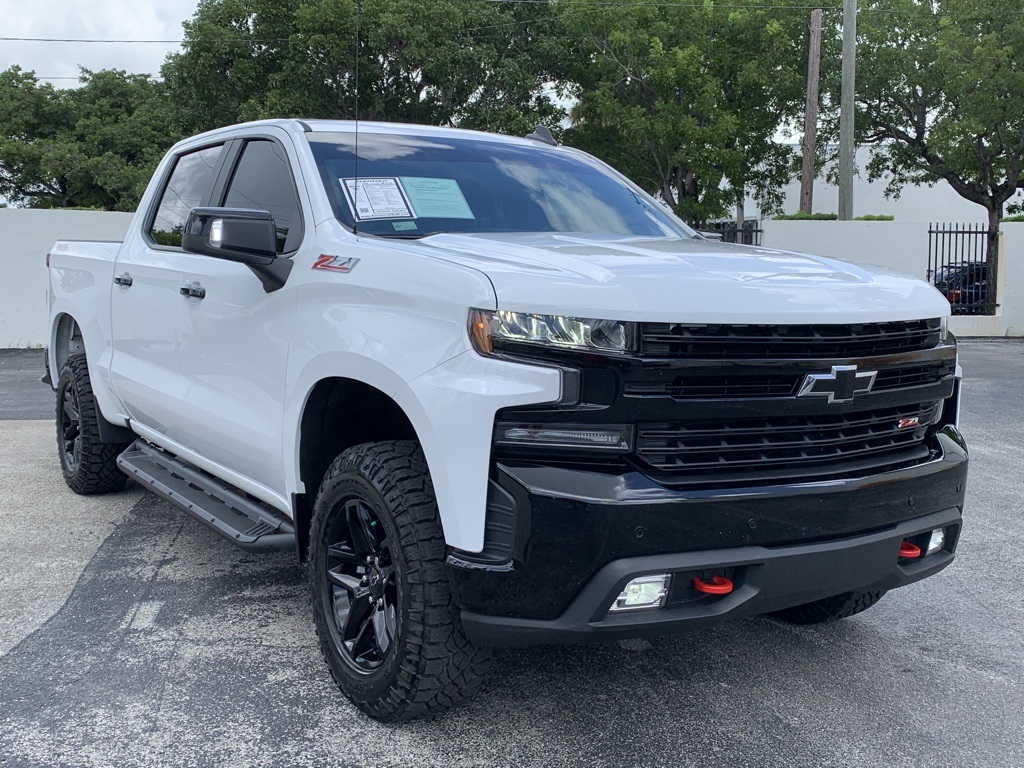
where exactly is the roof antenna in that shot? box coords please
[352,1,361,235]
[525,125,558,147]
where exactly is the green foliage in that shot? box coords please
[558,0,809,226]
[773,211,839,220]
[162,0,566,136]
[1001,214,1024,222]
[854,214,895,221]
[0,67,180,210]
[853,0,1024,238]
[1,0,814,222]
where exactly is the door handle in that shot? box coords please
[179,282,206,300]
[113,273,133,287]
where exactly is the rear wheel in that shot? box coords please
[771,590,886,625]
[56,354,129,494]
[309,440,490,721]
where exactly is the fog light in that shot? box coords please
[927,528,946,555]
[609,575,670,612]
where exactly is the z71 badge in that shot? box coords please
[312,254,359,273]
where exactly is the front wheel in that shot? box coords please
[309,440,490,721]
[771,589,886,625]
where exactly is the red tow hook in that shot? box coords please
[899,540,922,559]
[693,575,734,595]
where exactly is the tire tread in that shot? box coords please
[771,589,886,625]
[310,440,490,721]
[57,354,129,495]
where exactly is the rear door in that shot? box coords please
[172,134,306,502]
[109,143,226,434]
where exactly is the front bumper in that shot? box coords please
[450,427,967,647]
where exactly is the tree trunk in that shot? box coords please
[986,203,1001,309]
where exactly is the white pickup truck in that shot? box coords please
[46,119,968,721]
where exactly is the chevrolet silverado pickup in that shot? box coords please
[45,119,968,721]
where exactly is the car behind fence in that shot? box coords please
[927,223,998,316]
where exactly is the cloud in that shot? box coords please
[0,0,200,85]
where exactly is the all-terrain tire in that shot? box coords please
[55,354,130,494]
[771,590,887,625]
[309,440,490,721]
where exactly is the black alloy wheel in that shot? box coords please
[322,498,398,673]
[57,376,83,474]
[309,441,490,721]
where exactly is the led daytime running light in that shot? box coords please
[469,309,634,355]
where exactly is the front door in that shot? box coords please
[172,137,304,502]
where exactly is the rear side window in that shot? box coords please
[222,139,303,253]
[149,144,224,247]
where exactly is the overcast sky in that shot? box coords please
[0,0,200,85]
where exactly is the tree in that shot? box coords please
[854,0,1024,267]
[162,0,566,137]
[0,67,179,210]
[558,0,810,226]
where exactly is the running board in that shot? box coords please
[117,440,295,553]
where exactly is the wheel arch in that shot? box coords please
[52,312,85,375]
[50,312,134,445]
[293,376,420,561]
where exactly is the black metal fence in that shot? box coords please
[705,219,763,246]
[927,222,998,316]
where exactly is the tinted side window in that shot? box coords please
[223,140,302,253]
[149,144,224,247]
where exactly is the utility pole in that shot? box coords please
[838,0,857,220]
[799,9,823,214]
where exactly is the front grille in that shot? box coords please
[623,362,953,400]
[635,402,938,481]
[639,319,942,359]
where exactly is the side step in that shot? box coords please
[117,440,295,553]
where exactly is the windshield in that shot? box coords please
[307,131,693,239]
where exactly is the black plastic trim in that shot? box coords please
[448,428,968,625]
[461,507,961,646]
[117,439,295,553]
[41,347,53,389]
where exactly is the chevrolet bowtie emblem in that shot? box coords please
[797,365,877,404]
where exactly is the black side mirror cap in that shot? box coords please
[182,207,278,265]
[182,207,293,292]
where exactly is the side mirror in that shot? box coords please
[182,207,278,265]
[182,207,293,293]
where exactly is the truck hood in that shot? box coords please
[412,232,949,324]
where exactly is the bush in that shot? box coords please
[773,211,838,220]
[854,214,894,221]
[1001,214,1024,222]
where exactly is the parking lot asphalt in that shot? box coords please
[0,342,1022,768]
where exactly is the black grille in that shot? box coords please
[639,319,943,359]
[623,363,953,400]
[635,402,938,481]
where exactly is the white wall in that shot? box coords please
[0,210,133,348]
[761,219,1023,337]
[744,146,993,222]
[0,210,1019,346]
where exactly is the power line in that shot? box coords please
[2,36,225,43]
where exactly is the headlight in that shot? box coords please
[469,309,635,356]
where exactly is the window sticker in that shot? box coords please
[399,177,475,220]
[341,177,413,220]
[393,220,418,231]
